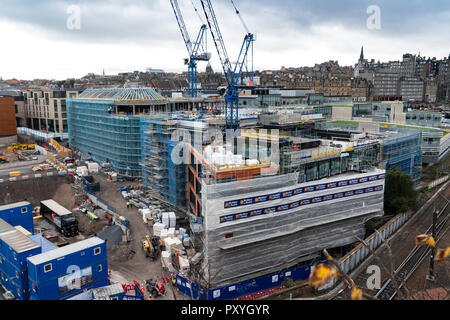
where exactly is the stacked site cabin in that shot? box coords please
[27,237,108,300]
[0,202,34,234]
[0,218,41,300]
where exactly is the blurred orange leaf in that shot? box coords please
[308,264,338,288]
[435,247,450,261]
[351,287,363,300]
[416,234,435,247]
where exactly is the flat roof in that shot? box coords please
[0,229,40,254]
[0,201,31,212]
[27,237,104,266]
[40,200,72,216]
[0,218,15,235]
[92,283,124,299]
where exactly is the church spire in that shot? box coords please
[360,46,364,62]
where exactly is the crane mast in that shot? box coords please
[199,0,254,130]
[169,0,210,97]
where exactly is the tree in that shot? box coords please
[384,167,419,215]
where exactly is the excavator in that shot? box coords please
[142,235,160,261]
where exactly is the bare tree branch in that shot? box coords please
[356,233,406,299]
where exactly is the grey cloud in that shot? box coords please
[1,0,449,44]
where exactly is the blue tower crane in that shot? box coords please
[169,0,211,97]
[199,0,255,131]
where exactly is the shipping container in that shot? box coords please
[0,254,29,288]
[30,277,109,300]
[0,202,34,234]
[0,228,41,271]
[1,271,29,300]
[27,237,108,300]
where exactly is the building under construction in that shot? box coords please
[67,88,224,178]
[67,91,393,299]
[177,126,385,299]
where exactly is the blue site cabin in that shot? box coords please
[0,218,42,300]
[27,237,109,300]
[0,201,34,234]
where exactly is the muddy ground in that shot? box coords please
[0,176,108,241]
[0,174,184,300]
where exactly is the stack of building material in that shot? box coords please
[171,238,184,253]
[167,228,175,238]
[179,256,190,274]
[153,223,165,237]
[183,237,191,248]
[164,238,175,253]
[87,162,100,173]
[160,229,169,241]
[141,208,151,224]
[76,166,89,176]
[161,251,171,269]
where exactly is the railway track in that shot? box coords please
[331,185,450,300]
[374,205,449,300]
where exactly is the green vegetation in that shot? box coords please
[330,121,359,125]
[384,167,419,216]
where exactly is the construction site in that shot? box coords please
[0,0,449,302]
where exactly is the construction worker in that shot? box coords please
[172,277,176,287]
[126,201,131,209]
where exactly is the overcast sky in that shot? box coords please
[0,0,449,80]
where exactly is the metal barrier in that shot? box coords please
[427,175,449,189]
[318,180,450,298]
[337,211,412,277]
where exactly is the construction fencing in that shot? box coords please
[427,175,449,189]
[339,211,412,274]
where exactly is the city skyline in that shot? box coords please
[0,0,449,80]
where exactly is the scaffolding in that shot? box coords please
[200,169,386,287]
[141,118,186,207]
[380,129,422,185]
[67,99,142,177]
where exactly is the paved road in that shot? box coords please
[0,155,47,178]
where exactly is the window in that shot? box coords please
[16,271,19,279]
[81,251,85,256]
[44,263,52,273]
[13,253,17,261]
[21,207,28,214]
[111,296,119,300]
[94,247,101,255]
[98,264,102,272]
[32,284,37,293]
